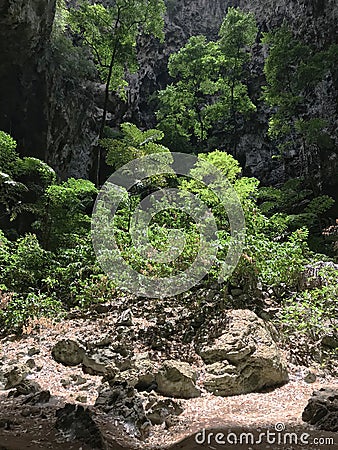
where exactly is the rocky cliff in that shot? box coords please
[0,0,55,160]
[125,0,337,188]
[0,0,336,193]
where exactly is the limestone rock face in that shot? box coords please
[302,388,338,431]
[155,360,201,399]
[197,309,288,396]
[0,0,336,191]
[0,0,55,159]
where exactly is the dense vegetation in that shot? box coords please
[0,2,337,366]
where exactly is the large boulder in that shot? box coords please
[302,388,338,431]
[82,347,120,375]
[113,352,157,392]
[197,309,288,396]
[52,339,86,366]
[156,360,200,399]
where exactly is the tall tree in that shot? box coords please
[156,7,257,152]
[262,26,337,174]
[68,0,166,185]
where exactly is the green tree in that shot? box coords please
[68,0,166,185]
[262,26,337,168]
[156,7,257,151]
[102,122,170,170]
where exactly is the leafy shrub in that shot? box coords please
[0,292,62,334]
[37,178,97,250]
[1,234,52,293]
[276,264,338,365]
[0,131,19,176]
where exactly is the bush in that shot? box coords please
[0,131,19,176]
[0,292,62,334]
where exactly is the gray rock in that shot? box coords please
[298,262,338,290]
[27,347,40,357]
[25,358,36,369]
[303,370,317,384]
[55,404,104,449]
[156,360,201,399]
[321,334,338,349]
[14,380,41,396]
[4,363,30,389]
[145,398,183,425]
[82,348,126,375]
[52,340,86,367]
[116,309,133,326]
[114,360,156,392]
[197,309,288,396]
[231,288,243,296]
[95,381,150,437]
[302,388,338,431]
[22,390,51,405]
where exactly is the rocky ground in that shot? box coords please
[0,291,337,449]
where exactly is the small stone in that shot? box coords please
[304,370,316,383]
[22,390,51,405]
[70,374,87,385]
[76,395,87,403]
[231,288,243,296]
[28,347,40,357]
[61,378,71,388]
[321,334,338,349]
[26,359,36,369]
[4,364,30,389]
[116,309,133,326]
[15,380,41,396]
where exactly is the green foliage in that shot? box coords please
[0,131,19,176]
[1,234,52,292]
[68,0,166,99]
[262,26,337,152]
[103,123,169,170]
[245,228,309,290]
[38,178,97,250]
[0,133,58,222]
[51,0,96,82]
[278,265,338,343]
[43,235,109,308]
[0,292,62,334]
[17,157,56,187]
[258,179,335,239]
[156,8,257,148]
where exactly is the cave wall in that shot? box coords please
[122,0,337,188]
[0,0,55,159]
[0,0,336,193]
